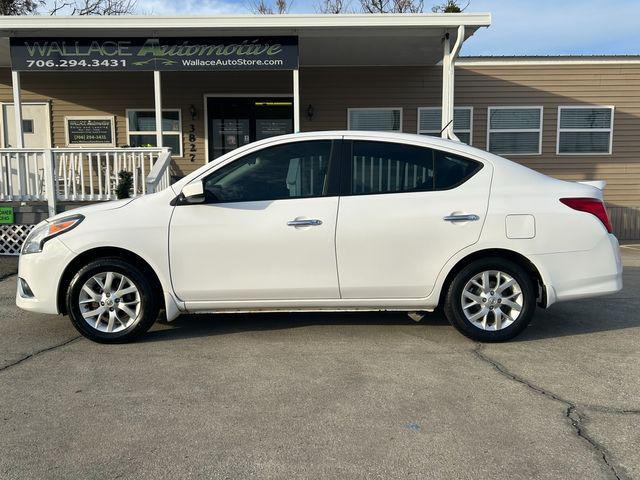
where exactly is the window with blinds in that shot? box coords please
[487,107,543,155]
[126,109,183,156]
[348,108,402,132]
[557,106,614,155]
[417,107,473,144]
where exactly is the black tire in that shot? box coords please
[66,257,159,343]
[443,257,536,342]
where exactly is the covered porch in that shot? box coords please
[0,13,490,253]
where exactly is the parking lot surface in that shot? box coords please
[1,247,639,480]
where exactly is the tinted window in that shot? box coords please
[349,141,482,195]
[434,150,482,190]
[203,140,333,203]
[350,141,434,194]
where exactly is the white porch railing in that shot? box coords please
[0,147,172,209]
[145,149,172,194]
[0,149,48,201]
[55,148,169,201]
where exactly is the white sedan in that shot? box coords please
[16,131,622,343]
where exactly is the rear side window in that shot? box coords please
[434,150,483,190]
[348,140,482,195]
[350,141,433,194]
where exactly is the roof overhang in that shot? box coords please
[0,13,491,68]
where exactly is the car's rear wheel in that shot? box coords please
[66,258,159,343]
[443,257,536,342]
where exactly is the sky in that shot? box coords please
[122,0,640,56]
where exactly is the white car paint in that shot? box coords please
[16,131,622,324]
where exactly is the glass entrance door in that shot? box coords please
[207,97,293,162]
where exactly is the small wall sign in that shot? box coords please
[65,116,115,147]
[0,207,14,224]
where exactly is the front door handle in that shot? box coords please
[443,214,480,222]
[287,219,323,227]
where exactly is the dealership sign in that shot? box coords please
[10,37,298,71]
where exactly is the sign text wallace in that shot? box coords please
[10,37,298,71]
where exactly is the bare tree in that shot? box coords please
[359,0,423,13]
[49,0,137,15]
[431,0,468,13]
[250,0,292,14]
[316,0,349,14]
[0,0,42,15]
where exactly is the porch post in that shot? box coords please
[43,149,57,217]
[440,34,451,139]
[441,25,465,141]
[153,70,163,148]
[293,68,300,133]
[11,70,24,149]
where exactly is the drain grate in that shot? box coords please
[0,224,34,256]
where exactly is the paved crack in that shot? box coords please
[473,343,625,480]
[582,405,640,415]
[0,336,81,373]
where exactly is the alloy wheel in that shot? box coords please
[460,270,523,331]
[78,271,141,333]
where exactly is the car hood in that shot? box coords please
[47,197,137,222]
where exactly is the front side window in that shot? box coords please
[487,107,543,155]
[418,107,473,145]
[349,141,482,195]
[348,108,402,132]
[127,109,182,156]
[557,106,614,154]
[203,140,333,203]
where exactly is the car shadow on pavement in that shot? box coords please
[141,266,639,343]
[141,310,452,342]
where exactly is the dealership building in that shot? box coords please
[0,13,639,252]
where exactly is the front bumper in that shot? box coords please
[534,234,623,306]
[16,237,75,315]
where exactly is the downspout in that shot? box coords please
[441,25,465,141]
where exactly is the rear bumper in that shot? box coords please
[534,234,623,307]
[16,237,75,315]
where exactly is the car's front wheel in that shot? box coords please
[66,258,159,343]
[443,257,536,342]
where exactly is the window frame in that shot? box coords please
[556,105,614,156]
[416,106,473,145]
[192,139,341,205]
[341,139,484,197]
[347,107,403,132]
[125,108,183,157]
[486,106,544,156]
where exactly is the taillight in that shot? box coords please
[560,198,612,233]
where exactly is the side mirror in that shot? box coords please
[181,180,205,203]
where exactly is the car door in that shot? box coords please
[335,137,492,299]
[169,138,341,304]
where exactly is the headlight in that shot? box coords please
[21,215,84,255]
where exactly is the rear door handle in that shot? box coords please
[443,214,480,222]
[287,219,323,227]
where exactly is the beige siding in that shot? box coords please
[456,64,640,208]
[299,66,442,134]
[1,63,639,236]
[0,69,291,175]
[299,64,640,208]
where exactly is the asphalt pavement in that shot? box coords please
[1,247,639,480]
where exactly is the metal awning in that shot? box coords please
[0,13,490,67]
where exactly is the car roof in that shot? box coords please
[173,129,540,194]
[262,130,502,164]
